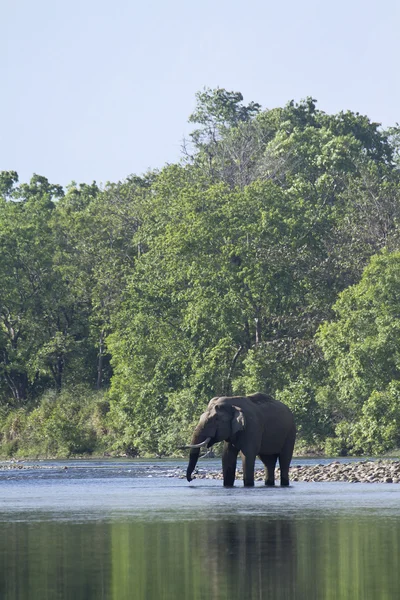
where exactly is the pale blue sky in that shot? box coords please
[2,0,400,187]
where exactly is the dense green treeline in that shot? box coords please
[1,89,400,457]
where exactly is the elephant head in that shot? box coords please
[184,403,245,482]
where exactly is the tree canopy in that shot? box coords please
[1,89,400,457]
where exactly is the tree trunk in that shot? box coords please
[224,345,243,395]
[51,356,64,392]
[255,316,262,345]
[96,330,105,390]
[4,371,28,405]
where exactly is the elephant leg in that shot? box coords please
[278,457,290,486]
[279,430,296,486]
[240,452,256,487]
[259,453,277,486]
[222,442,239,487]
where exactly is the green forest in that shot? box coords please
[2,88,400,458]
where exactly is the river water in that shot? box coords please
[1,458,400,599]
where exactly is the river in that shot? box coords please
[1,458,400,599]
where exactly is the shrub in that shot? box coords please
[0,385,110,458]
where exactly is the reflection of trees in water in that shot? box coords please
[196,516,400,600]
[0,521,110,599]
[294,517,400,600]
[1,515,400,599]
[197,518,298,599]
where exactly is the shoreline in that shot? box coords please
[191,460,400,484]
[2,458,400,483]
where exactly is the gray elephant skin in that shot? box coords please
[185,392,296,487]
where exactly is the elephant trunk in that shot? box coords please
[186,431,211,482]
[186,448,200,482]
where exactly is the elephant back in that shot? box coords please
[247,392,275,405]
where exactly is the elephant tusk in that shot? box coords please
[179,437,212,449]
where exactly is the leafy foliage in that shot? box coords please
[0,386,109,457]
[317,251,400,454]
[2,89,400,456]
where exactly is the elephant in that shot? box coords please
[183,392,296,487]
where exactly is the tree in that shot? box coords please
[55,175,154,390]
[0,175,61,402]
[188,87,261,147]
[0,173,92,402]
[106,169,342,452]
[317,250,400,427]
[3,90,400,457]
[184,88,262,186]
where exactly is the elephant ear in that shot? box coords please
[231,405,245,435]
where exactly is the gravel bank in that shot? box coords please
[190,460,400,483]
[2,459,400,483]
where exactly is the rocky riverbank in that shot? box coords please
[0,462,64,471]
[2,459,400,482]
[191,460,400,483]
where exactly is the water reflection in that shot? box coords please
[1,515,399,599]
